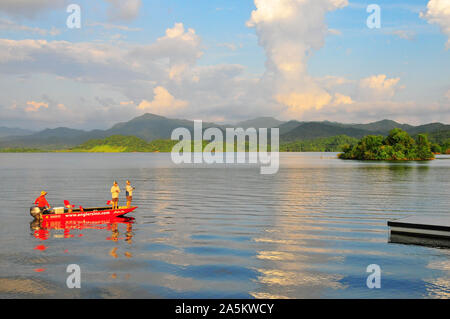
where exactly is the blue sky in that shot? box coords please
[0,0,448,129]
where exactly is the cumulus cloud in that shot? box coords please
[276,90,332,113]
[137,86,188,116]
[129,23,203,81]
[105,0,142,22]
[0,22,202,86]
[246,0,348,117]
[332,93,353,105]
[0,22,261,126]
[420,0,450,48]
[25,101,48,112]
[359,74,401,99]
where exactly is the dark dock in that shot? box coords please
[388,215,450,247]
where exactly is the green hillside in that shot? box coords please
[280,122,374,141]
[280,135,359,152]
[70,135,178,152]
[423,130,450,154]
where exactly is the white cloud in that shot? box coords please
[137,86,188,116]
[25,101,48,112]
[105,0,142,22]
[0,22,203,86]
[359,74,401,99]
[246,0,348,117]
[421,0,450,49]
[332,93,353,105]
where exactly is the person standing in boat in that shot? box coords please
[125,180,135,208]
[111,181,120,210]
[34,191,51,213]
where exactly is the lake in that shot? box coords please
[0,152,449,298]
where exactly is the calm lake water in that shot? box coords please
[0,152,449,299]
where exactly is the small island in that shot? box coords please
[339,128,435,161]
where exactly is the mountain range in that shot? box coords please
[0,114,449,149]
[0,126,35,138]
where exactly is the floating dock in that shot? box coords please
[388,215,450,241]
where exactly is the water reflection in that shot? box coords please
[31,216,134,261]
[389,233,450,249]
[30,217,135,242]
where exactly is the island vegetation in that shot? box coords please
[338,128,435,161]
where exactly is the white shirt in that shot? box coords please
[111,185,120,199]
[126,185,134,197]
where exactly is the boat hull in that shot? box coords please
[41,207,137,222]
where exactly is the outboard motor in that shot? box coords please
[30,206,42,218]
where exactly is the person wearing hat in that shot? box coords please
[125,180,135,208]
[110,181,121,210]
[34,191,51,213]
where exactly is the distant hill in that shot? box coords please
[0,127,34,138]
[236,117,285,129]
[0,127,104,149]
[279,120,303,135]
[425,129,450,144]
[0,113,448,150]
[105,113,192,141]
[280,122,377,142]
[343,119,413,133]
[407,123,450,135]
[102,113,224,141]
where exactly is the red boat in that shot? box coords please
[30,200,137,221]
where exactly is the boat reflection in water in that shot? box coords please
[389,233,450,249]
[29,216,136,283]
[30,216,135,242]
